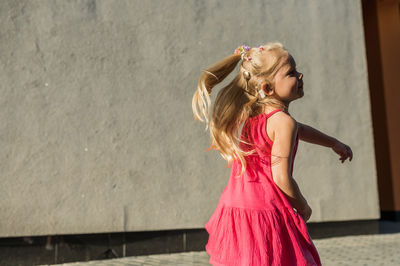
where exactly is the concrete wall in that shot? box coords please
[0,0,378,237]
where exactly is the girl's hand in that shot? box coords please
[331,140,353,163]
[298,204,312,222]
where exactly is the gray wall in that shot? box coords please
[0,0,378,237]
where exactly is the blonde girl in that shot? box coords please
[192,42,353,266]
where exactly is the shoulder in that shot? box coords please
[269,111,298,132]
[267,111,298,142]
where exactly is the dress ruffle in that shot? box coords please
[205,204,320,266]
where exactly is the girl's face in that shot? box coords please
[266,54,303,104]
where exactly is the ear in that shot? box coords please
[261,81,274,96]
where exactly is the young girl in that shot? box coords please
[192,42,353,266]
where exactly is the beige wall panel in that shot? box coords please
[0,0,378,237]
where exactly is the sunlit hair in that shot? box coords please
[192,42,290,177]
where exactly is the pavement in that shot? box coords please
[43,221,400,266]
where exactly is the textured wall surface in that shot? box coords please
[0,0,378,237]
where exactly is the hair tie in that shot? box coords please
[241,88,266,99]
[234,45,251,60]
[258,89,266,98]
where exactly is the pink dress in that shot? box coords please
[204,109,322,266]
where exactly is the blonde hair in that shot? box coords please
[192,42,290,177]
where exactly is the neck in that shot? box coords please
[262,101,290,114]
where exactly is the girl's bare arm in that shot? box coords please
[297,122,353,163]
[269,114,309,213]
[297,122,337,147]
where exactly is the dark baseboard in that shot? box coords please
[0,217,399,265]
[0,229,207,265]
[306,219,380,239]
[380,211,400,221]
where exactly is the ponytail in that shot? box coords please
[192,52,257,177]
[192,53,242,128]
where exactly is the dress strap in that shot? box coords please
[265,109,286,118]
